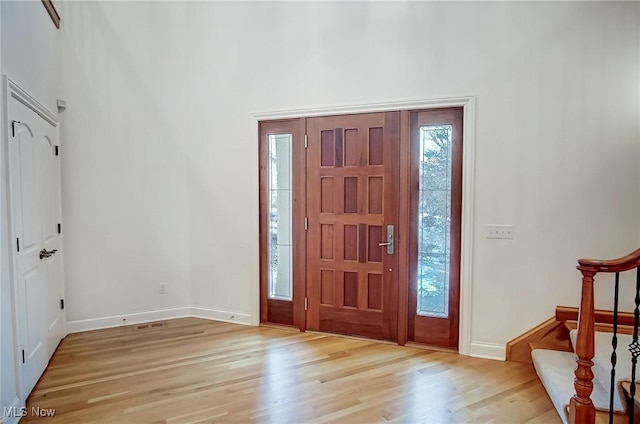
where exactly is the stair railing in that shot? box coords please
[571,248,640,424]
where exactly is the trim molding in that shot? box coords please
[458,96,476,356]
[190,306,252,326]
[6,77,57,127]
[65,306,253,334]
[252,96,477,356]
[65,307,192,334]
[253,97,475,120]
[469,342,506,361]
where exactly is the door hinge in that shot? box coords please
[22,349,25,364]
[58,223,62,234]
[304,135,308,149]
[60,299,64,310]
[304,217,308,231]
[11,120,20,138]
[304,297,308,311]
[16,238,20,252]
[55,145,59,156]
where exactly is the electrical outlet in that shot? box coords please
[159,282,166,294]
[487,224,514,239]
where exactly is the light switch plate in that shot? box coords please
[487,224,514,239]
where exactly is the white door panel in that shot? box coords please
[13,122,39,251]
[7,95,63,400]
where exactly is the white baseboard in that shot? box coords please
[65,306,192,333]
[65,306,254,334]
[1,396,22,424]
[190,306,252,326]
[469,342,506,361]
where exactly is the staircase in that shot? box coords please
[529,248,640,424]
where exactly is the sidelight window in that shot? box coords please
[267,134,293,300]
[417,125,452,318]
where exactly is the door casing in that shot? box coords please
[254,96,476,355]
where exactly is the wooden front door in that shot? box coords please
[306,112,400,341]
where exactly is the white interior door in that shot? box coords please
[8,96,63,400]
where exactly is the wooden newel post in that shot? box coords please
[569,267,596,424]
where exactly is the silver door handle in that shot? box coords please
[381,225,394,254]
[39,249,58,260]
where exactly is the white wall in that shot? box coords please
[1,1,63,419]
[60,1,640,357]
[60,2,192,326]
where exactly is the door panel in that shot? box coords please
[306,112,399,341]
[408,108,463,349]
[259,119,306,328]
[8,98,63,399]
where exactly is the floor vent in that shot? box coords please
[136,322,165,330]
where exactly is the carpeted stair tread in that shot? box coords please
[532,349,613,424]
[531,349,576,424]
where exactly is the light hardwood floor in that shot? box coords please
[23,318,561,423]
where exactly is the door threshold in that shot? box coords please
[259,322,301,332]
[405,341,458,354]
[306,330,398,346]
[306,331,459,354]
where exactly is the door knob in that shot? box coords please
[39,249,58,260]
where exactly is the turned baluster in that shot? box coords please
[570,267,596,424]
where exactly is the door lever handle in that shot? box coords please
[381,225,395,254]
[39,249,58,260]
